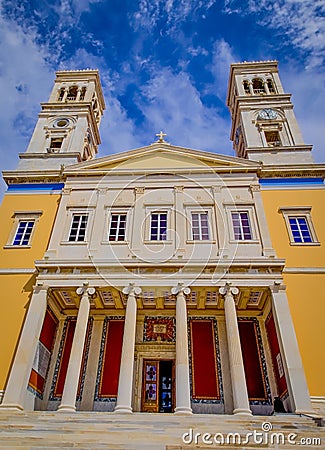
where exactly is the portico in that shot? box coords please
[0,261,312,417]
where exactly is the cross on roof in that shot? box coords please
[156,130,167,142]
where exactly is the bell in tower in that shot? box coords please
[16,69,105,172]
[226,61,314,165]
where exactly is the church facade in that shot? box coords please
[0,61,324,418]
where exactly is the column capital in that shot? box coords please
[76,283,96,298]
[33,282,49,294]
[269,281,286,294]
[174,185,184,193]
[134,186,145,195]
[171,282,191,297]
[211,185,222,193]
[219,282,239,298]
[122,283,142,297]
[250,183,260,193]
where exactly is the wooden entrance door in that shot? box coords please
[141,359,174,412]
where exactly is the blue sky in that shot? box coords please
[0,0,324,197]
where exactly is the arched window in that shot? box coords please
[252,78,265,95]
[57,88,65,101]
[67,86,78,101]
[267,78,275,93]
[79,87,87,101]
[243,80,250,94]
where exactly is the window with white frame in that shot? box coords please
[5,211,42,248]
[108,213,127,241]
[150,212,167,241]
[68,214,88,242]
[191,212,209,240]
[13,220,35,246]
[231,211,252,240]
[280,207,318,245]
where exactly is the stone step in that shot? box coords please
[0,412,323,449]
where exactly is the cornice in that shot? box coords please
[259,164,325,178]
[2,169,65,185]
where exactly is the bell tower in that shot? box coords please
[16,69,105,172]
[226,61,314,164]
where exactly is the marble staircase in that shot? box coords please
[0,411,324,449]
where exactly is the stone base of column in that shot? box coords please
[57,404,76,413]
[233,408,252,416]
[174,406,192,415]
[0,404,24,411]
[114,405,133,414]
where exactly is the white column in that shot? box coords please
[219,284,252,416]
[172,283,192,415]
[270,284,313,414]
[0,284,48,410]
[58,284,94,412]
[114,283,141,414]
[250,184,276,257]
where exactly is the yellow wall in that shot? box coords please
[0,274,35,389]
[262,188,325,397]
[261,189,325,267]
[0,193,60,269]
[0,192,60,389]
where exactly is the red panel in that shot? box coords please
[238,320,267,401]
[99,320,124,397]
[54,319,76,397]
[266,313,288,397]
[28,309,58,395]
[29,369,45,393]
[40,309,58,350]
[190,320,220,399]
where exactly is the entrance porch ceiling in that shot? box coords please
[49,286,269,314]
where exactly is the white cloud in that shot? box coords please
[132,0,217,31]
[280,65,325,163]
[208,39,237,100]
[224,0,325,69]
[135,66,232,153]
[0,15,53,195]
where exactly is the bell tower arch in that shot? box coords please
[226,61,314,165]
[17,69,105,172]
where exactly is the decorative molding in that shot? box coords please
[283,267,325,274]
[0,268,36,274]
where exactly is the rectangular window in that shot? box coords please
[231,211,252,240]
[68,214,88,242]
[13,220,35,246]
[109,214,127,241]
[279,207,318,245]
[191,212,209,240]
[288,216,312,243]
[150,212,167,241]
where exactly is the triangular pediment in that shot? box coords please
[65,143,259,174]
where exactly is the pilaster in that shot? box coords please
[270,283,313,414]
